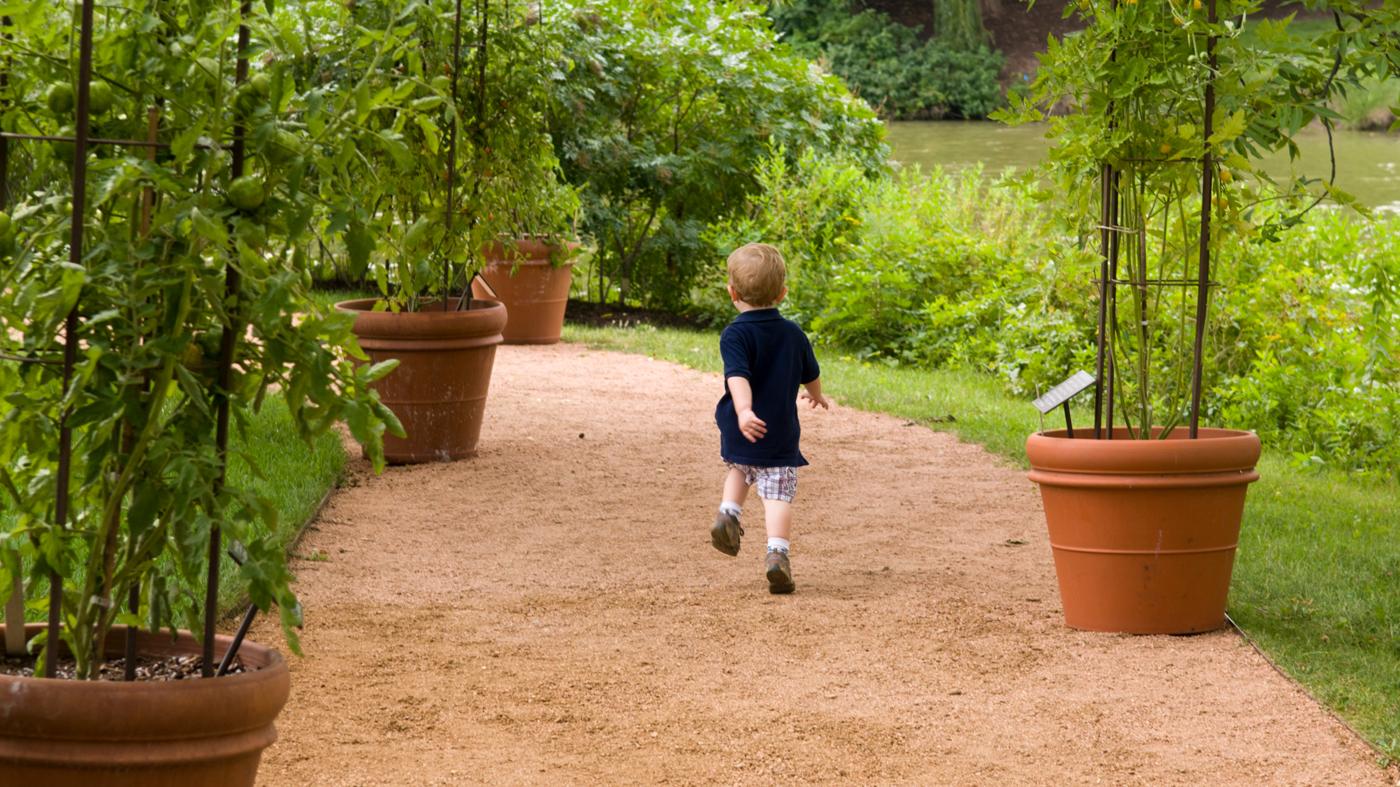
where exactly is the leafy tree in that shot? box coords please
[770,0,1004,119]
[545,0,886,310]
[934,0,988,52]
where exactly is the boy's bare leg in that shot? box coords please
[722,467,750,508]
[760,498,792,541]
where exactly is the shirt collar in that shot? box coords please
[734,308,782,323]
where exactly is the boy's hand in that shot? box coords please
[800,390,831,410]
[737,409,767,442]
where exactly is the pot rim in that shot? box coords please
[481,257,576,269]
[333,296,504,314]
[483,238,581,264]
[1026,426,1261,475]
[336,297,508,342]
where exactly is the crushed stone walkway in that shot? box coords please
[251,343,1394,785]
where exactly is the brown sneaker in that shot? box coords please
[710,511,743,556]
[765,549,795,594]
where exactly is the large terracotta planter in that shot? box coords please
[338,297,506,463]
[1026,427,1262,634]
[472,240,577,345]
[0,625,289,786]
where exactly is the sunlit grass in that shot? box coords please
[218,396,346,611]
[564,320,1400,763]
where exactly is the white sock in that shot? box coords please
[719,501,742,518]
[767,537,790,553]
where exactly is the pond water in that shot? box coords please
[886,120,1400,210]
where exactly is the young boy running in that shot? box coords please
[710,243,829,594]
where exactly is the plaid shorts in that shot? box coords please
[727,464,798,503]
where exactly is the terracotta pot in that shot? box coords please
[338,297,506,463]
[472,240,577,345]
[1026,427,1262,634]
[0,625,289,786]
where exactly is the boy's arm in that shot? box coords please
[798,332,828,409]
[799,377,830,410]
[727,376,768,442]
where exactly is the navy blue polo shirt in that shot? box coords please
[715,308,821,467]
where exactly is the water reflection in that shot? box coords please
[885,120,1400,210]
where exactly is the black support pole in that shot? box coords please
[0,15,11,210]
[205,0,252,679]
[1105,169,1119,440]
[216,604,258,677]
[49,0,99,680]
[1093,162,1111,439]
[446,0,464,310]
[1188,0,1218,439]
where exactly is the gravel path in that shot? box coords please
[252,343,1394,785]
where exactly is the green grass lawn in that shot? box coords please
[563,320,1400,764]
[217,396,346,611]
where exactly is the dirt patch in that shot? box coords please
[250,343,1395,785]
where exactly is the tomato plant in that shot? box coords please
[0,0,400,677]
[279,0,577,309]
[997,0,1387,435]
[545,0,887,310]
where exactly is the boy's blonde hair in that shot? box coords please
[726,243,787,307]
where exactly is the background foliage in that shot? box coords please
[770,0,1004,119]
[545,0,887,310]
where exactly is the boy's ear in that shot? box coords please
[728,282,741,303]
[776,285,788,304]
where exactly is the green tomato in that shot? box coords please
[197,331,222,359]
[263,129,303,165]
[249,72,272,97]
[53,126,76,162]
[226,175,266,211]
[0,211,11,239]
[87,81,114,115]
[234,83,262,117]
[46,84,75,116]
[189,57,221,86]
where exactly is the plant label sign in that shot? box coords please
[1033,370,1095,438]
[1033,371,1096,414]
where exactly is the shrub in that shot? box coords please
[1213,211,1400,473]
[770,0,1004,120]
[545,0,887,311]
